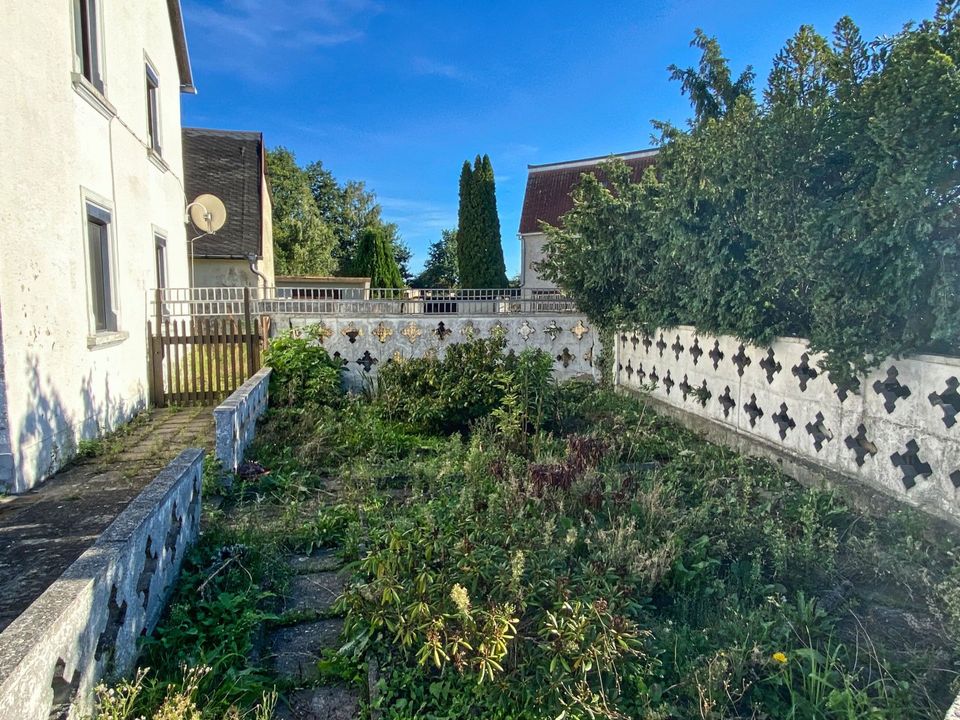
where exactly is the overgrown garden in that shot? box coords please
[100,334,960,719]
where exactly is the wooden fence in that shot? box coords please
[148,290,269,407]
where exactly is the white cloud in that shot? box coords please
[378,196,456,232]
[411,57,465,81]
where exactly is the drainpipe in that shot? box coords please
[247,253,268,290]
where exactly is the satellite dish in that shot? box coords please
[188,194,227,234]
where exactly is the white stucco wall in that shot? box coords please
[0,1,191,491]
[520,232,556,290]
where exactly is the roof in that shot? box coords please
[519,149,658,234]
[182,128,265,259]
[276,276,372,285]
[166,0,195,93]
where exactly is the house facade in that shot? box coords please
[182,128,276,288]
[0,0,195,492]
[518,149,659,291]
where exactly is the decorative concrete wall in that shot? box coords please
[614,326,960,523]
[215,367,271,473]
[0,448,204,720]
[275,315,599,389]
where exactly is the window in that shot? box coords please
[73,0,103,92]
[154,233,167,289]
[85,203,117,332]
[145,64,161,154]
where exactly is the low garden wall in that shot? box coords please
[275,314,599,389]
[0,448,204,720]
[215,366,272,473]
[614,327,960,524]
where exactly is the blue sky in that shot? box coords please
[181,0,935,276]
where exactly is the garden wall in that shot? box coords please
[275,314,600,389]
[215,366,272,473]
[614,327,960,524]
[0,448,204,720]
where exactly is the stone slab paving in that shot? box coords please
[269,543,361,718]
[0,406,214,632]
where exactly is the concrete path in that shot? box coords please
[268,483,360,720]
[0,406,214,632]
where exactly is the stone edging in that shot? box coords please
[215,366,272,473]
[0,448,204,720]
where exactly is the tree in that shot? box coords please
[411,229,459,288]
[457,155,508,288]
[304,161,412,280]
[267,148,337,276]
[350,225,405,288]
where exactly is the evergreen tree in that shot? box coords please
[350,225,404,288]
[411,229,458,288]
[457,155,508,288]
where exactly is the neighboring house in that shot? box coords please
[518,149,659,291]
[276,276,371,299]
[0,0,195,492]
[182,128,275,288]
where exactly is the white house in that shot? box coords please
[518,149,659,291]
[0,0,195,492]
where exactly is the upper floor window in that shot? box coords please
[73,0,104,92]
[146,63,161,154]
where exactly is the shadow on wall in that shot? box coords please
[12,353,145,493]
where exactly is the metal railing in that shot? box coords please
[149,287,577,321]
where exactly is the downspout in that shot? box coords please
[247,253,268,290]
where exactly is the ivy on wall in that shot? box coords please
[540,4,960,383]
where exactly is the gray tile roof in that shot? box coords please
[182,128,264,259]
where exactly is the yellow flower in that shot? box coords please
[772,651,788,664]
[450,583,471,616]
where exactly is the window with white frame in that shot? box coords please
[85,202,117,332]
[73,0,104,92]
[154,232,168,289]
[146,63,161,154]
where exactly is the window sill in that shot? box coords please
[147,149,170,173]
[87,330,129,350]
[71,73,116,120]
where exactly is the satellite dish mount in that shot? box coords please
[186,194,227,234]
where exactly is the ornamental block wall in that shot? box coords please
[615,326,960,523]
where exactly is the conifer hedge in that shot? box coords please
[458,155,509,288]
[541,4,960,383]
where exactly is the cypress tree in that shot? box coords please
[457,155,508,288]
[351,225,404,288]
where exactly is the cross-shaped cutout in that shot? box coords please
[656,334,667,357]
[733,345,752,377]
[890,439,933,490]
[342,324,362,344]
[690,338,703,365]
[830,371,860,402]
[648,367,659,384]
[759,348,782,384]
[951,470,960,490]
[671,335,685,361]
[435,321,452,341]
[844,424,877,467]
[709,340,724,370]
[635,363,646,383]
[792,353,819,391]
[873,366,911,414]
[744,394,763,427]
[357,351,378,372]
[678,374,693,401]
[624,359,634,379]
[557,347,574,368]
[719,386,736,417]
[642,334,653,353]
[928,376,959,429]
[662,370,675,394]
[696,380,711,407]
[772,403,796,439]
[805,412,833,452]
[630,334,640,350]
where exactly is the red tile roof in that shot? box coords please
[518,149,658,234]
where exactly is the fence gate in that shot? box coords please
[148,290,270,407]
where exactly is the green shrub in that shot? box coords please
[263,329,342,407]
[375,337,555,435]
